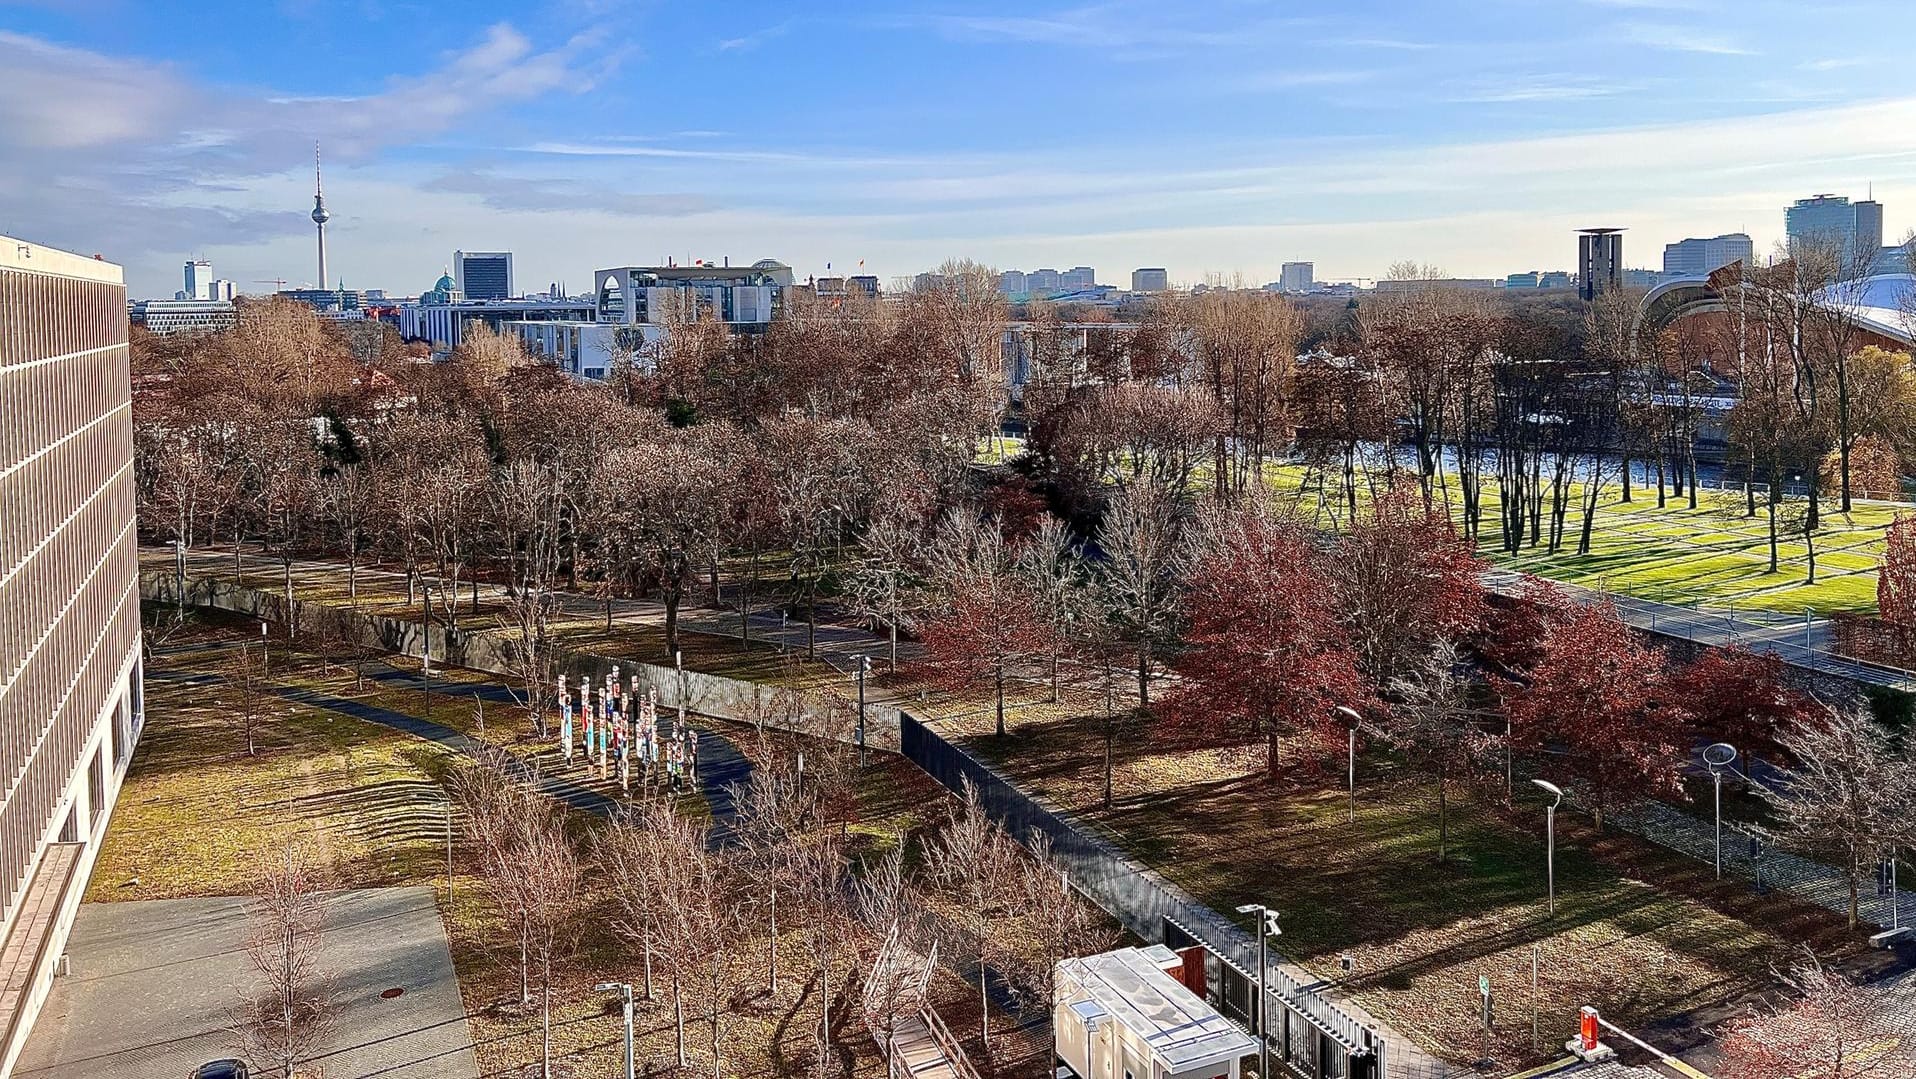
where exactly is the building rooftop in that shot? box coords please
[1058,946,1257,1072]
[1,234,122,284]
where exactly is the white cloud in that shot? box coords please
[1617,20,1755,55]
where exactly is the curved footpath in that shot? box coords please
[145,659,751,838]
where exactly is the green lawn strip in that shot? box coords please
[1259,462,1902,614]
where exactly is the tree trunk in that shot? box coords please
[674,976,687,1068]
[1136,648,1150,710]
[1436,768,1448,863]
[994,662,1006,737]
[541,951,553,1079]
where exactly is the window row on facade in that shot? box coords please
[0,343,130,477]
[0,527,136,796]
[0,271,125,376]
[0,411,132,581]
[0,471,136,686]
[0,580,135,920]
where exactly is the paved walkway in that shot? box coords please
[145,659,751,837]
[15,887,477,1079]
[1606,798,1914,931]
[1480,568,1915,691]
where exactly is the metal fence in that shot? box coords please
[898,713,1396,1078]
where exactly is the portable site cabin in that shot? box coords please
[1055,946,1258,1079]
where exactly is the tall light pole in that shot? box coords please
[1532,780,1563,917]
[1334,706,1361,821]
[855,654,870,761]
[595,981,636,1079]
[173,540,187,623]
[1703,743,1738,880]
[1235,902,1281,1079]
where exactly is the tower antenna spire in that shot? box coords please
[311,141,331,290]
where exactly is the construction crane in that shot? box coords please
[254,278,287,292]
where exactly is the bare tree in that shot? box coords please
[1095,485,1189,709]
[925,778,1020,1049]
[490,460,568,737]
[1717,951,1916,1078]
[318,461,374,606]
[1379,643,1497,862]
[1001,832,1109,1017]
[231,840,333,1079]
[845,508,926,673]
[230,640,271,757]
[1762,702,1916,927]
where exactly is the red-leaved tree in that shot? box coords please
[1162,506,1369,775]
[1881,514,1916,661]
[1331,485,1489,695]
[1505,601,1689,828]
[1679,646,1813,773]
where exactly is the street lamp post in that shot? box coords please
[855,654,870,761]
[1334,706,1361,821]
[1235,903,1281,1078]
[595,981,636,1079]
[173,540,187,623]
[1703,743,1738,881]
[1532,780,1563,917]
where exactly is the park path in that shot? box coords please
[1479,568,1915,692]
[143,648,750,836]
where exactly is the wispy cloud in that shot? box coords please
[908,5,1296,52]
[1800,57,1866,72]
[1321,36,1434,51]
[717,18,795,52]
[425,170,717,216]
[1241,68,1376,92]
[1446,74,1631,103]
[1617,20,1755,55]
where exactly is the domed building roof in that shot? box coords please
[435,272,456,292]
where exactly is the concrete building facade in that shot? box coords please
[1787,194,1885,270]
[397,298,596,357]
[593,261,791,329]
[1578,228,1624,301]
[1661,233,1752,277]
[1279,262,1314,293]
[505,320,660,381]
[0,235,144,1074]
[129,299,237,337]
[1130,268,1168,293]
[453,251,513,301]
[182,260,213,302]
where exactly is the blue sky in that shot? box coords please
[7,0,1916,298]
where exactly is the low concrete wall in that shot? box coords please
[140,570,902,752]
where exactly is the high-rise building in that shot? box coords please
[1279,262,1314,293]
[1786,194,1885,270]
[1577,228,1624,301]
[998,269,1030,296]
[1661,233,1753,277]
[1027,268,1062,296]
[183,259,213,301]
[311,142,331,289]
[1061,266,1097,291]
[454,250,514,301]
[0,235,143,1075]
[1131,268,1168,293]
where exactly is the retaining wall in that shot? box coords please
[139,570,902,752]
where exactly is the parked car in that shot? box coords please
[191,1061,249,1079]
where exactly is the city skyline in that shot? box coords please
[8,2,1916,297]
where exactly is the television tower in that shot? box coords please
[311,141,331,289]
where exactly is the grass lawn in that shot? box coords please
[109,608,1051,1079]
[1267,463,1907,615]
[928,692,1875,1071]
